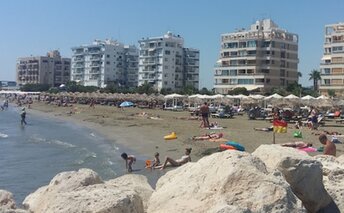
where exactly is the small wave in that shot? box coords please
[51,140,76,148]
[73,159,85,165]
[0,133,8,138]
[90,133,96,137]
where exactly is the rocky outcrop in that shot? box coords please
[314,155,344,212]
[23,168,152,213]
[252,144,311,172]
[278,157,340,213]
[0,190,28,213]
[106,174,154,211]
[147,150,303,213]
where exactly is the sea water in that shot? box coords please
[0,106,161,204]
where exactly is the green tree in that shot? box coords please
[179,85,197,95]
[327,89,336,97]
[286,82,302,97]
[199,87,213,95]
[136,82,156,94]
[309,69,321,91]
[21,84,50,92]
[228,87,248,95]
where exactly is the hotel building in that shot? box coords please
[16,50,71,87]
[71,39,138,88]
[138,32,199,91]
[319,22,344,95]
[214,19,299,94]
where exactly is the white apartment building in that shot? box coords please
[214,19,299,94]
[138,32,199,91]
[319,23,344,95]
[71,39,138,88]
[16,50,70,87]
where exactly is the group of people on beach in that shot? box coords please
[121,148,192,172]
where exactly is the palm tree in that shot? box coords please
[309,69,321,91]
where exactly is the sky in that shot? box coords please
[0,0,343,89]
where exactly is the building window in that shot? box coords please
[165,50,170,55]
[247,40,257,48]
[106,61,110,65]
[323,68,330,75]
[323,79,330,85]
[238,79,254,84]
[106,55,110,58]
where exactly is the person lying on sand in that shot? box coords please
[312,130,342,136]
[192,132,224,140]
[254,126,273,132]
[156,148,192,170]
[281,141,312,148]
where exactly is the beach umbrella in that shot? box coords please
[226,95,234,99]
[210,94,224,99]
[249,94,265,100]
[233,94,249,99]
[316,95,329,100]
[120,101,134,107]
[301,95,315,100]
[284,94,299,99]
[264,93,283,100]
[334,100,344,107]
[164,93,185,99]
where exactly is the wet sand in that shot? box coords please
[29,102,344,160]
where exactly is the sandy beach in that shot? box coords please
[27,102,344,161]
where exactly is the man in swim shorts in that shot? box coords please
[200,102,210,128]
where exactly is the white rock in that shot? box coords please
[278,157,340,213]
[148,151,303,213]
[314,155,344,212]
[0,190,16,210]
[252,144,311,172]
[106,174,153,211]
[23,168,147,213]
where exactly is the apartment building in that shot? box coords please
[319,23,344,95]
[138,32,199,92]
[214,19,299,94]
[16,50,71,87]
[71,39,138,88]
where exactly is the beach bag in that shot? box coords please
[293,131,302,138]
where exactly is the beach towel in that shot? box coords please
[298,147,317,152]
[225,141,245,151]
[207,126,224,130]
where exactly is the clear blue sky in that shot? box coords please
[1,0,343,88]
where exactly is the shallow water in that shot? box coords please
[0,106,162,204]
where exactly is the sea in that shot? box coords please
[0,106,162,204]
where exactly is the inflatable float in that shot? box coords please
[220,144,236,151]
[164,132,177,140]
[225,141,245,151]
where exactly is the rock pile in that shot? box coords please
[1,145,343,213]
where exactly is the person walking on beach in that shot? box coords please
[121,152,136,172]
[319,134,336,156]
[20,107,27,125]
[200,102,210,128]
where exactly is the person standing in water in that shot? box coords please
[20,107,27,125]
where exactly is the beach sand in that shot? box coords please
[29,102,344,161]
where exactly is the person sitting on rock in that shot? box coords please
[156,148,192,170]
[121,152,136,172]
[281,141,312,148]
[318,134,336,156]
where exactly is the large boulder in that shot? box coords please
[0,190,16,210]
[252,144,311,172]
[106,174,154,211]
[278,157,340,213]
[147,151,303,213]
[0,189,29,213]
[23,168,148,213]
[314,155,344,212]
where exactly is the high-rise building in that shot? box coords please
[214,19,299,94]
[319,23,344,95]
[138,32,199,92]
[16,50,70,87]
[71,39,138,88]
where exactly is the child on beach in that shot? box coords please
[121,152,136,172]
[146,152,161,169]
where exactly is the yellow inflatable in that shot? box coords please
[164,132,177,140]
